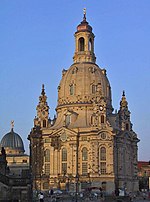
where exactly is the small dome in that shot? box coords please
[76,11,92,33]
[0,128,25,154]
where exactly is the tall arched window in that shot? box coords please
[43,120,46,127]
[100,147,106,161]
[82,147,88,175]
[101,115,104,124]
[82,147,88,161]
[126,123,129,130]
[65,114,71,126]
[70,84,74,95]
[88,38,92,51]
[62,148,67,173]
[79,37,85,51]
[92,84,96,94]
[45,149,50,162]
[62,148,67,161]
[100,147,106,174]
[44,149,50,174]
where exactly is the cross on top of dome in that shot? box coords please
[83,8,86,21]
[77,8,92,33]
[11,120,14,130]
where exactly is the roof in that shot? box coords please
[138,161,150,169]
[0,128,25,153]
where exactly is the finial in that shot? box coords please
[41,84,45,95]
[11,120,14,130]
[120,90,128,109]
[83,8,86,21]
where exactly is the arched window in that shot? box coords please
[65,114,71,126]
[101,115,104,124]
[126,123,129,130]
[79,37,85,51]
[70,84,74,95]
[43,120,46,127]
[82,147,88,161]
[100,147,106,174]
[92,84,96,94]
[82,147,88,175]
[88,38,92,51]
[100,147,106,160]
[45,149,50,162]
[62,148,67,173]
[62,148,67,161]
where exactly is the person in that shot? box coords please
[115,188,120,196]
[50,189,54,196]
[99,187,103,198]
[38,192,44,202]
[80,192,83,198]
[143,192,146,200]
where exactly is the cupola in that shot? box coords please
[73,9,96,63]
[0,121,25,154]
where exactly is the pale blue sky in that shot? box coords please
[0,0,150,160]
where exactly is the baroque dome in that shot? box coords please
[57,63,112,112]
[56,12,112,114]
[0,128,25,154]
[51,13,113,129]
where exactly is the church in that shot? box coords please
[28,11,139,194]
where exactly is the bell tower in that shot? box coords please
[73,9,96,63]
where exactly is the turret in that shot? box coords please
[118,91,132,131]
[34,84,49,128]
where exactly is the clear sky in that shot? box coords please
[0,0,149,160]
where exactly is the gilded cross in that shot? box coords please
[11,120,14,129]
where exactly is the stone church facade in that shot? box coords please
[28,12,139,194]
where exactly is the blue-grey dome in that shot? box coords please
[0,129,25,153]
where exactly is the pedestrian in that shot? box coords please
[115,188,120,196]
[50,189,54,196]
[143,192,146,200]
[99,187,103,198]
[38,192,44,202]
[49,188,54,199]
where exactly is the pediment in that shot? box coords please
[50,127,77,137]
[98,130,114,141]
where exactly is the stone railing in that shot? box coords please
[0,172,30,186]
[0,172,9,185]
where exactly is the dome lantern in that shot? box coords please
[73,9,96,63]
